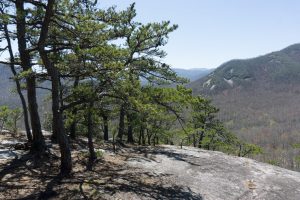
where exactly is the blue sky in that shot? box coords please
[101,0,300,69]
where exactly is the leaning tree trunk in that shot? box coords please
[27,76,46,153]
[48,66,72,174]
[3,23,32,142]
[17,78,32,142]
[15,0,45,153]
[38,0,72,175]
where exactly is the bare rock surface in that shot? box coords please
[0,134,26,160]
[127,145,300,200]
[1,133,300,200]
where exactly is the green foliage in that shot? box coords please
[6,108,22,134]
[190,96,218,129]
[295,156,300,165]
[43,112,53,132]
[168,95,264,157]
[0,106,10,132]
[292,143,300,149]
[267,160,280,166]
[95,149,104,159]
[0,106,22,133]
[237,142,263,157]
[0,0,262,170]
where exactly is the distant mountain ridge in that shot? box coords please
[189,43,300,94]
[172,68,214,81]
[141,67,212,85]
[187,43,300,171]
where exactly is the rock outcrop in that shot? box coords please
[128,145,300,200]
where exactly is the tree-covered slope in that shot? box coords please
[188,43,300,171]
[0,64,50,123]
[189,43,300,94]
[0,64,20,107]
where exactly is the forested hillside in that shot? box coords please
[189,44,300,171]
[0,64,19,107]
[0,64,50,128]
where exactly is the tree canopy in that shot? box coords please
[0,0,261,175]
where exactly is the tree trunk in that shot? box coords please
[49,67,72,174]
[127,113,134,143]
[37,0,72,175]
[153,134,156,146]
[142,128,145,145]
[27,77,46,152]
[3,23,32,142]
[87,102,96,168]
[117,105,125,142]
[40,57,72,174]
[69,121,77,140]
[18,84,32,142]
[138,125,143,145]
[51,77,64,142]
[238,144,242,157]
[15,0,45,153]
[146,129,151,145]
[198,131,204,148]
[13,116,18,134]
[103,115,109,141]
